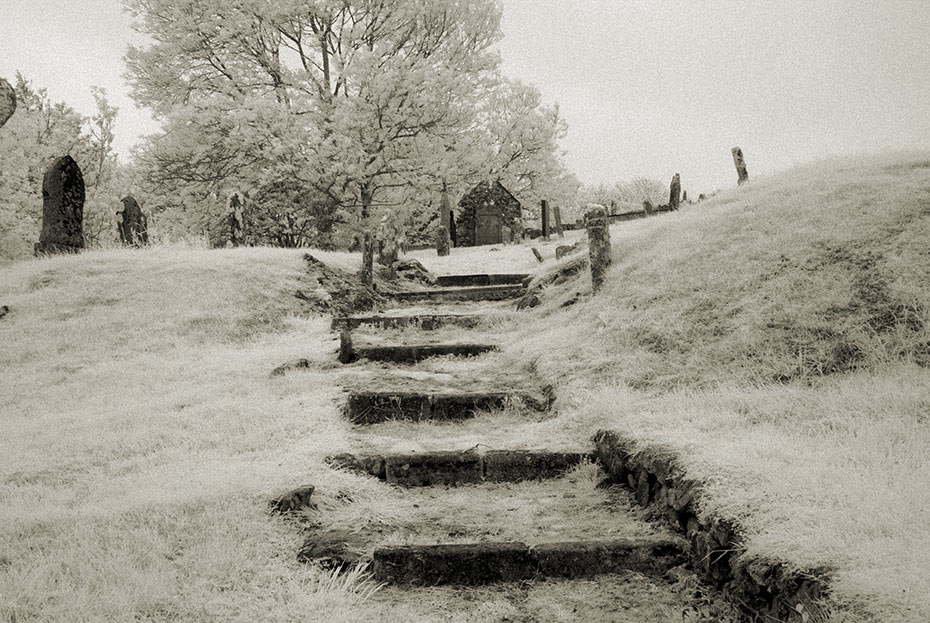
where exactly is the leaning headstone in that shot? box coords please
[35,155,84,256]
[228,192,245,246]
[731,147,749,185]
[531,247,543,263]
[0,77,15,128]
[669,174,681,210]
[361,230,374,287]
[552,205,564,238]
[584,206,611,294]
[436,225,450,257]
[117,195,148,246]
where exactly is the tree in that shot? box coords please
[0,75,121,261]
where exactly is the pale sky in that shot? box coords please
[3,0,930,195]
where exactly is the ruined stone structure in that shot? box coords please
[456,181,522,247]
[117,195,148,246]
[35,155,84,256]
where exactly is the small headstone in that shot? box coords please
[643,200,655,214]
[270,359,311,377]
[531,247,543,263]
[436,225,450,257]
[0,305,8,320]
[35,155,84,256]
[584,206,611,293]
[731,147,749,185]
[0,77,15,128]
[669,174,681,210]
[228,192,245,246]
[360,230,374,286]
[117,195,148,246]
[552,205,564,238]
[501,224,512,244]
[682,190,688,202]
[338,330,355,364]
[270,484,316,513]
[698,193,706,201]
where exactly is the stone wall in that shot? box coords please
[593,430,831,622]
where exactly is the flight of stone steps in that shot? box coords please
[318,272,692,588]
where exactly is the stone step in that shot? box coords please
[372,537,688,585]
[344,389,552,424]
[345,343,499,364]
[328,450,592,486]
[393,284,524,303]
[332,313,484,331]
[435,273,531,287]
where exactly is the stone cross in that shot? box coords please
[0,77,15,128]
[35,155,84,256]
[584,205,611,293]
[669,174,681,210]
[731,147,749,185]
[117,195,148,246]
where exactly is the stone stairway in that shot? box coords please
[282,271,738,619]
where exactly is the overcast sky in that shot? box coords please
[3,0,930,195]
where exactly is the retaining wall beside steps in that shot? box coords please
[593,430,832,623]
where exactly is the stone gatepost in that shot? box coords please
[732,147,749,185]
[0,77,15,128]
[35,155,84,256]
[584,206,611,294]
[669,174,681,211]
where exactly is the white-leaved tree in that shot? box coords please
[124,0,577,247]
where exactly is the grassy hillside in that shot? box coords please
[1,153,929,622]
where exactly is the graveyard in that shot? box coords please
[1,151,929,622]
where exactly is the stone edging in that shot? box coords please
[593,430,831,622]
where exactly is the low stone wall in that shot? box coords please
[593,430,831,622]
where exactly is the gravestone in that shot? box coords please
[439,186,453,236]
[436,225,450,257]
[585,206,611,293]
[0,77,15,128]
[228,192,245,246]
[552,205,564,238]
[35,155,84,255]
[643,200,655,214]
[361,231,375,286]
[682,190,688,202]
[501,224,512,244]
[117,195,148,246]
[731,147,749,185]
[669,174,681,210]
[541,199,550,240]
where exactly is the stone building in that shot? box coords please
[455,180,522,247]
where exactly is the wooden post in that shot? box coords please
[552,205,564,238]
[585,206,611,294]
[669,174,681,210]
[541,199,550,240]
[361,230,374,287]
[731,147,749,185]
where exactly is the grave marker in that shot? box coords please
[117,195,148,246]
[669,174,681,210]
[731,147,749,185]
[584,206,611,293]
[35,155,84,256]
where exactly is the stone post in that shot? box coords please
[584,206,611,294]
[732,147,749,185]
[361,230,374,287]
[35,155,84,256]
[228,192,245,246]
[436,225,450,257]
[552,205,564,238]
[541,199,550,240]
[0,77,15,128]
[682,190,688,203]
[439,185,452,232]
[669,174,681,210]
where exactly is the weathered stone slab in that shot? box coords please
[483,451,591,482]
[435,273,530,287]
[35,155,85,255]
[393,284,524,302]
[373,542,536,585]
[351,343,498,364]
[384,452,483,486]
[326,453,386,478]
[270,358,311,376]
[532,538,688,578]
[332,314,483,331]
[344,391,547,424]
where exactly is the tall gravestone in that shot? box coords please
[731,147,749,185]
[541,199,550,240]
[669,174,681,210]
[552,205,564,238]
[35,156,84,255]
[117,195,148,246]
[0,77,15,128]
[228,192,245,246]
